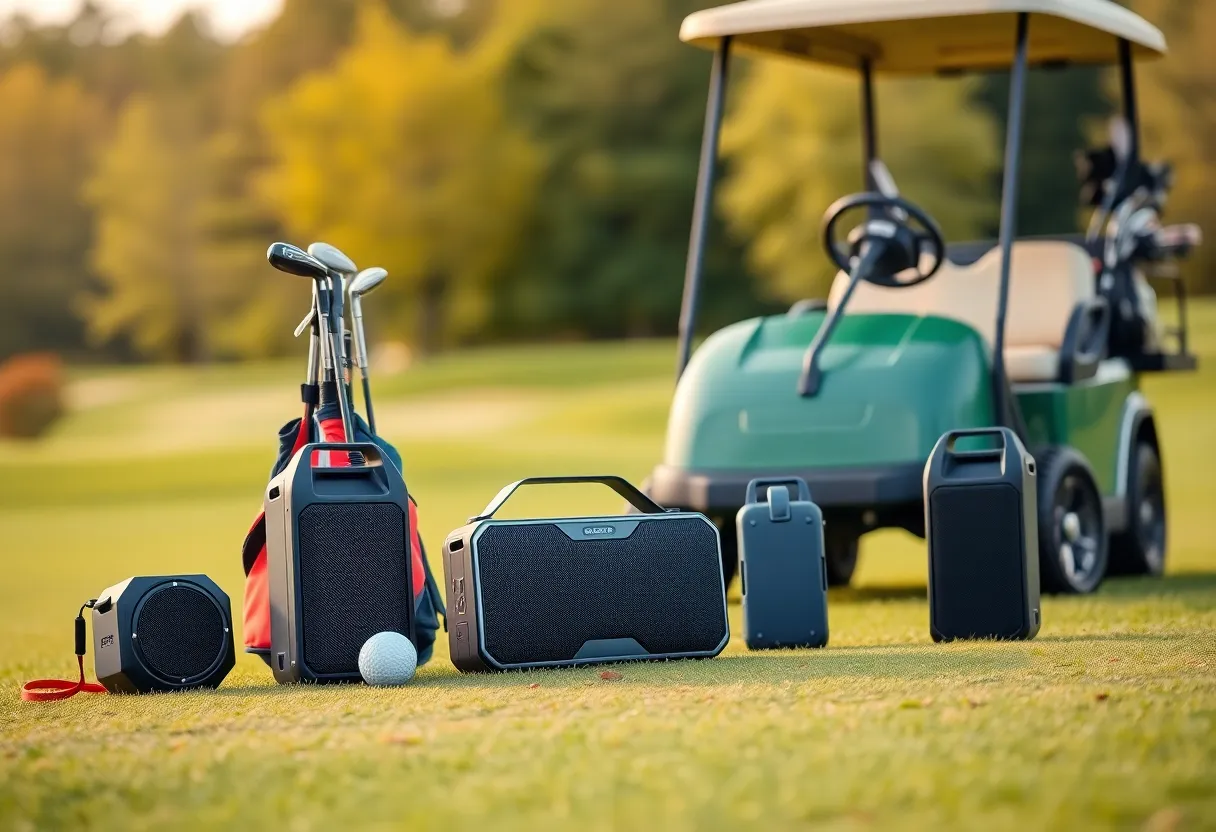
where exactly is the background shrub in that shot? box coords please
[0,353,66,440]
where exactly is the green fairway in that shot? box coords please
[2,306,1215,830]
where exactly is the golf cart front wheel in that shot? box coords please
[1108,441,1167,576]
[1035,447,1109,595]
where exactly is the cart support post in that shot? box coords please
[676,36,731,380]
[1118,38,1139,162]
[993,13,1030,431]
[861,58,877,190]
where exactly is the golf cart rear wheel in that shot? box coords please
[1035,447,1109,595]
[1108,441,1167,576]
[824,528,859,587]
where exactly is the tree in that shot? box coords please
[0,63,104,360]
[719,62,1000,302]
[259,2,538,355]
[974,66,1110,238]
[1130,0,1216,293]
[83,95,215,362]
[495,0,764,340]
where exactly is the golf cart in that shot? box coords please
[646,0,1202,594]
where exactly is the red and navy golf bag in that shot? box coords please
[241,382,445,667]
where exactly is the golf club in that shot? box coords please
[268,242,355,443]
[347,266,388,434]
[308,242,359,441]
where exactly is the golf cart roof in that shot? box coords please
[680,0,1166,74]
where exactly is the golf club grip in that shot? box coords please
[469,476,667,522]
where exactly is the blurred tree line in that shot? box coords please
[0,0,1210,363]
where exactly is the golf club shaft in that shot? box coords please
[361,374,376,435]
[325,275,356,442]
[351,304,376,435]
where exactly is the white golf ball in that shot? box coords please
[358,631,417,686]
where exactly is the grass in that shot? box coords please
[2,303,1215,830]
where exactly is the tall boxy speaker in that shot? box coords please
[265,443,415,683]
[924,428,1041,642]
[91,575,235,693]
[444,476,729,672]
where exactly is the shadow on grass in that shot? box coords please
[831,585,926,603]
[1098,571,1216,598]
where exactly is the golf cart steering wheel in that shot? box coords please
[821,192,946,288]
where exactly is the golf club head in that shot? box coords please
[349,267,388,300]
[267,242,329,281]
[307,242,357,276]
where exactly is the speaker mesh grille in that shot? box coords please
[297,502,411,675]
[476,518,726,665]
[134,585,225,682]
[929,484,1027,639]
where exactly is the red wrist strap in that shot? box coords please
[22,655,107,702]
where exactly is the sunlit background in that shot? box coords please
[1,1,1214,828]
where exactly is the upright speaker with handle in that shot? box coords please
[265,442,415,684]
[924,427,1041,642]
[443,476,729,672]
[92,574,235,693]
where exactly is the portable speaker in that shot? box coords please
[91,575,235,693]
[443,476,729,672]
[737,478,830,649]
[924,428,1041,642]
[265,442,415,683]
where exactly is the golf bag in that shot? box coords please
[241,385,445,667]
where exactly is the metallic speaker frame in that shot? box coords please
[265,442,415,684]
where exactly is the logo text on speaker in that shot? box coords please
[100,635,114,649]
[583,526,615,536]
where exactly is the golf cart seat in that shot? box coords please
[828,240,1105,383]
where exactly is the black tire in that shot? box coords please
[1035,447,1109,594]
[1108,441,1167,576]
[719,526,739,587]
[824,527,859,587]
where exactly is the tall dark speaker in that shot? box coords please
[265,443,415,684]
[444,476,729,672]
[91,575,235,693]
[924,428,1041,642]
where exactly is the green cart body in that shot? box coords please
[647,0,1199,592]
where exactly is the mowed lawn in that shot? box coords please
[2,304,1215,831]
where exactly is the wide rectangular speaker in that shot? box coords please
[924,428,1041,642]
[444,476,729,672]
[265,442,415,683]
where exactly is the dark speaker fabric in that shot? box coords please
[929,484,1027,639]
[924,428,1041,642]
[297,502,410,675]
[475,518,725,666]
[92,575,235,693]
[134,584,227,683]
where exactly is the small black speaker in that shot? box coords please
[91,575,235,693]
[265,442,415,683]
[444,476,729,672]
[924,428,1041,641]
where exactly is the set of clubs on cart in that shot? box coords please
[267,242,387,444]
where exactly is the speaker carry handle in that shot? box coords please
[297,442,386,481]
[929,428,1031,482]
[469,476,668,522]
[744,477,812,506]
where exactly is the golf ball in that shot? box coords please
[358,631,417,686]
